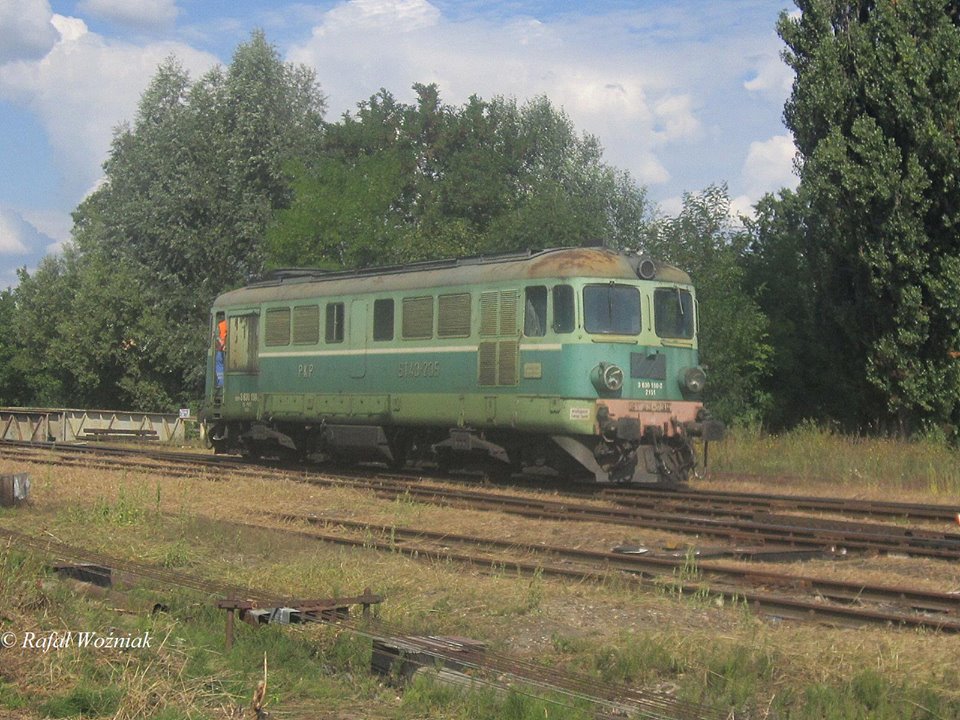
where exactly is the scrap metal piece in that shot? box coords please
[0,473,29,507]
[52,563,112,587]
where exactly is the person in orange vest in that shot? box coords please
[215,317,227,387]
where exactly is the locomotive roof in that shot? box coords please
[214,247,692,307]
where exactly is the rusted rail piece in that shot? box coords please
[5,442,960,560]
[217,589,382,650]
[659,482,960,523]
[253,514,960,633]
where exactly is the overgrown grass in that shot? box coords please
[0,541,390,719]
[709,422,960,495]
[399,673,595,720]
[5,454,960,718]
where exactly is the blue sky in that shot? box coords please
[0,0,797,289]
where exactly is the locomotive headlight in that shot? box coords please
[680,366,707,394]
[592,362,624,393]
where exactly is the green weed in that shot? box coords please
[712,423,960,495]
[589,635,686,685]
[66,485,149,526]
[39,685,123,718]
[399,671,594,720]
[788,670,960,719]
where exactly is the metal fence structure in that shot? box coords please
[0,408,187,444]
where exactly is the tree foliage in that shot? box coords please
[0,32,780,431]
[8,32,325,409]
[267,85,648,268]
[770,0,960,434]
[644,186,772,424]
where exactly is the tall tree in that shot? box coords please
[27,31,327,409]
[0,286,30,406]
[777,0,960,434]
[267,85,648,269]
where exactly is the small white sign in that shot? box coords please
[569,407,591,421]
[178,408,191,419]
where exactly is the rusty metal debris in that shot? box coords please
[217,589,382,650]
[0,473,29,507]
[372,635,487,683]
[53,563,112,587]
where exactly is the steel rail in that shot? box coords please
[270,511,960,619]
[0,526,718,720]
[227,515,960,633]
[5,441,960,561]
[599,485,960,523]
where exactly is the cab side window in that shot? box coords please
[552,285,575,334]
[524,286,547,337]
[373,299,394,341]
[325,302,345,343]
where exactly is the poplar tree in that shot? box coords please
[776,0,960,434]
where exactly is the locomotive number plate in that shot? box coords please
[629,401,671,414]
[637,380,664,397]
[398,360,440,378]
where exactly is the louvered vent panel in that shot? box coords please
[292,305,320,344]
[479,291,499,336]
[478,341,498,385]
[265,308,291,347]
[402,296,434,339]
[438,293,472,338]
[498,340,519,385]
[499,290,518,336]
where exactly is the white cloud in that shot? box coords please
[315,0,440,35]
[0,215,28,255]
[652,95,700,142]
[0,207,51,255]
[77,0,179,32]
[19,208,73,255]
[288,0,708,187]
[0,0,58,64]
[744,50,794,101]
[655,195,684,218]
[742,133,798,197]
[0,14,218,200]
[729,194,757,220]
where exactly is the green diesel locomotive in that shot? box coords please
[201,247,723,484]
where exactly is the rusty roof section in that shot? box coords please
[215,247,692,307]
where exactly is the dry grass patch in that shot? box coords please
[4,448,960,717]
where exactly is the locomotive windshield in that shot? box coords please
[583,284,641,335]
[654,287,695,339]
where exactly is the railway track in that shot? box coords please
[256,510,960,631]
[3,438,958,521]
[0,526,719,720]
[4,440,960,562]
[3,441,960,631]
[598,484,960,523]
